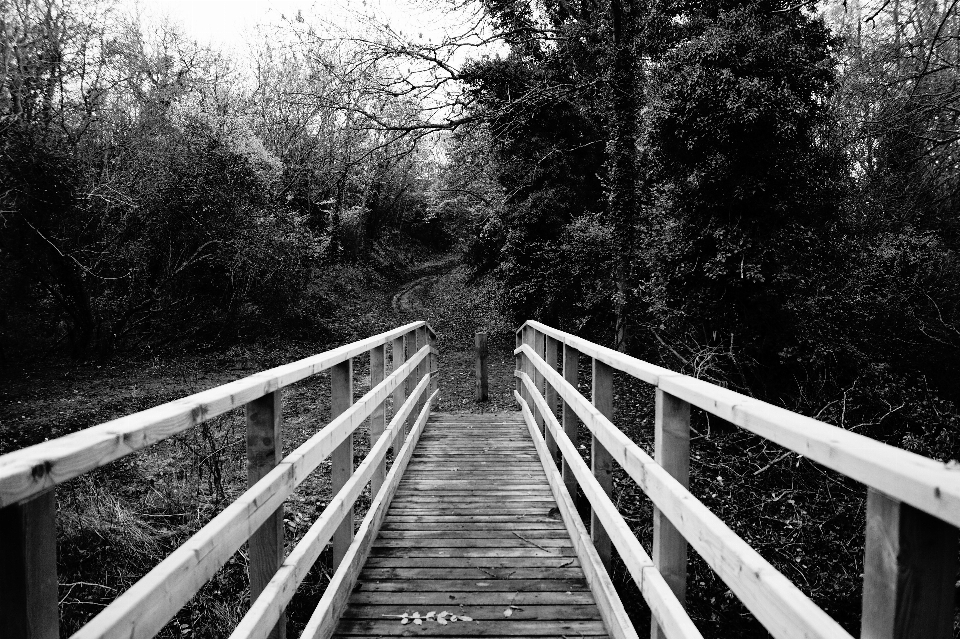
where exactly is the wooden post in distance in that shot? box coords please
[475,331,488,401]
[561,343,580,500]
[391,336,406,445]
[245,390,285,639]
[545,336,560,463]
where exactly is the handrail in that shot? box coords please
[515,320,960,639]
[0,323,437,639]
[523,320,960,528]
[0,321,434,507]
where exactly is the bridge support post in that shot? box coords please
[391,335,406,445]
[245,390,285,639]
[521,325,535,410]
[545,336,560,464]
[533,330,546,436]
[331,358,354,568]
[591,358,614,571]
[415,326,427,417]
[369,345,387,497]
[651,389,690,639]
[429,330,438,395]
[0,489,59,639]
[861,488,957,639]
[475,331,488,402]
[561,344,580,500]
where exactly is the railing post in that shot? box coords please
[475,331,488,402]
[429,329,438,395]
[0,490,59,639]
[245,390,285,639]
[391,335,407,445]
[561,344,580,499]
[545,336,560,463]
[515,328,522,408]
[415,326,427,415]
[533,330,546,434]
[369,345,387,497]
[522,325,534,408]
[651,389,690,639]
[591,358,614,570]
[331,358,354,568]
[860,488,957,639]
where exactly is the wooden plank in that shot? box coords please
[245,390,285,639]
[298,392,436,639]
[591,359,614,571]
[534,329,547,437]
[348,591,597,605]
[352,579,589,592]
[331,358,355,568]
[476,331,489,401]
[228,379,434,639]
[0,322,429,507]
[415,326,428,420]
[364,557,580,568]
[429,329,439,395]
[0,489,58,639]
[334,619,607,635]
[342,604,601,620]
[652,389,690,639]
[369,344,386,497]
[860,488,957,639]
[516,353,852,639]
[517,391,641,639]
[73,346,432,639]
[368,547,575,558]
[359,567,586,580]
[372,538,572,548]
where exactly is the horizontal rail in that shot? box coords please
[515,375,701,639]
[229,375,433,639]
[0,321,434,507]
[523,320,960,529]
[71,345,434,639]
[516,344,852,639]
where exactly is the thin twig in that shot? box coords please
[513,531,555,553]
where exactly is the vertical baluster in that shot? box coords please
[651,389,690,639]
[475,331,488,402]
[860,488,957,639]
[331,358,354,568]
[0,490,59,639]
[429,329,438,395]
[391,335,406,444]
[415,326,427,415]
[522,324,534,408]
[515,328,522,407]
[591,358,614,570]
[369,345,387,497]
[544,336,560,463]
[246,390,285,639]
[533,330,546,435]
[561,344,580,499]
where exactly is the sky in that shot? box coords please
[133,0,475,54]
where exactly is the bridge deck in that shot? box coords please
[333,412,611,638]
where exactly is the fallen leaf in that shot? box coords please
[414,618,423,626]
[437,618,448,625]
[503,608,513,617]
[459,616,473,622]
[401,618,410,625]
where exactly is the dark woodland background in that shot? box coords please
[3,0,960,635]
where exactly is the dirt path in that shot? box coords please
[390,253,461,314]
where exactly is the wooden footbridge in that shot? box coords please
[2,321,959,639]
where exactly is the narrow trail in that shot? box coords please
[391,254,461,314]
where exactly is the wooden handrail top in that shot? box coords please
[515,330,960,529]
[0,321,431,508]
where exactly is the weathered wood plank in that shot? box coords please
[860,488,957,639]
[476,331,489,401]
[348,591,597,605]
[331,358,355,568]
[352,579,589,591]
[369,344,387,497]
[0,489,58,639]
[591,359,614,572]
[245,390,285,639]
[342,605,602,620]
[652,389,690,639]
[334,619,607,635]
